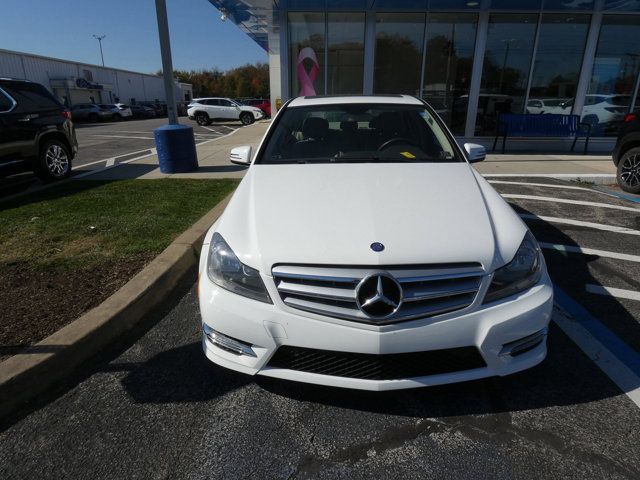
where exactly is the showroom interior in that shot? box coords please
[210,0,640,146]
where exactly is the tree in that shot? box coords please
[169,62,270,99]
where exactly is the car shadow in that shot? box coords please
[114,343,251,404]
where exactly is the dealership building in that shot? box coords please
[211,0,640,147]
[0,48,193,108]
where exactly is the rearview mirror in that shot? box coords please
[230,145,252,165]
[463,143,486,163]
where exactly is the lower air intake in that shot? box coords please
[266,345,486,380]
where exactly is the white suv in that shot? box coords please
[187,97,264,126]
[198,95,553,391]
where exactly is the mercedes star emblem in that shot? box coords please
[370,242,385,252]
[355,273,403,318]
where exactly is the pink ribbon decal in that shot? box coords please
[296,47,320,96]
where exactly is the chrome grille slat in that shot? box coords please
[273,264,484,325]
[277,280,357,302]
[402,278,481,302]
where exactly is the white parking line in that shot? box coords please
[489,180,619,198]
[86,134,155,140]
[90,130,156,135]
[540,243,640,262]
[553,304,640,409]
[586,284,640,301]
[200,126,225,135]
[520,213,640,236]
[76,148,154,169]
[504,194,640,213]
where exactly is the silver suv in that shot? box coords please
[187,97,264,126]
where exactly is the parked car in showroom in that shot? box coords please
[612,111,640,194]
[198,95,553,391]
[130,104,156,119]
[237,98,272,117]
[0,78,77,182]
[187,97,264,126]
[71,103,113,122]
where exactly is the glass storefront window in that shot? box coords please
[374,13,426,95]
[421,13,477,135]
[604,0,640,11]
[543,0,594,9]
[527,14,589,115]
[490,0,542,9]
[586,15,640,136]
[475,14,538,135]
[429,0,480,8]
[327,13,365,94]
[289,12,326,97]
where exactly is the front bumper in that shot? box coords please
[198,270,553,391]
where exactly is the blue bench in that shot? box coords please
[493,113,591,154]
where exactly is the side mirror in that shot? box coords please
[230,145,252,165]
[463,143,486,163]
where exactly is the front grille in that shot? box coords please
[267,345,486,380]
[272,264,484,325]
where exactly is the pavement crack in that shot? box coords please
[286,418,450,479]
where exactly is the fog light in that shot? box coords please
[499,328,547,357]
[203,324,256,357]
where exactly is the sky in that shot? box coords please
[0,0,267,73]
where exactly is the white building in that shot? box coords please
[0,48,192,107]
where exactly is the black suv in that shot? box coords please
[0,78,78,182]
[612,113,640,194]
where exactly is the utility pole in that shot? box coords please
[155,0,178,124]
[93,34,106,67]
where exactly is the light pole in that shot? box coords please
[155,0,178,125]
[93,34,106,67]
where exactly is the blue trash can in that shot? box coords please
[154,124,199,173]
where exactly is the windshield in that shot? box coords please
[258,103,461,164]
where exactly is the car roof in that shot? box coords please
[287,95,423,108]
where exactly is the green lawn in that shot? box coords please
[0,179,239,271]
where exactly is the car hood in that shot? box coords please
[215,163,527,274]
[240,106,262,113]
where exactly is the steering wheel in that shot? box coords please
[377,137,419,151]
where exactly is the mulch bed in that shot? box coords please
[0,253,154,362]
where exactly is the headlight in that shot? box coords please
[207,233,271,303]
[483,231,542,304]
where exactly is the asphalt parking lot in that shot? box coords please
[0,117,240,199]
[1,177,640,479]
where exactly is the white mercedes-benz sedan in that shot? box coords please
[198,95,553,391]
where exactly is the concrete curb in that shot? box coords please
[0,194,232,418]
[482,173,617,185]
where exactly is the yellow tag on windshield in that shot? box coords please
[400,151,416,159]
